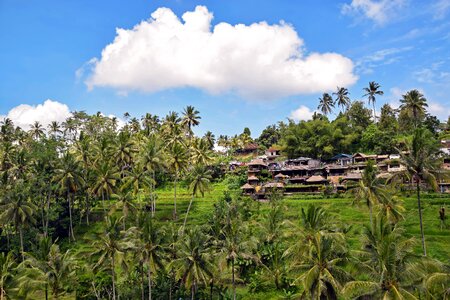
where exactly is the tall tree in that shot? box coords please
[168,142,188,220]
[317,93,334,115]
[181,106,201,137]
[363,81,384,121]
[182,164,212,232]
[399,89,428,129]
[333,87,351,112]
[396,127,442,256]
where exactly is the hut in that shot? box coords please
[306,175,329,185]
[248,175,259,185]
[241,183,255,195]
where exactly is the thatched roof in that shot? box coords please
[275,173,288,178]
[248,159,267,167]
[241,183,255,190]
[248,175,259,181]
[306,175,328,183]
[264,182,284,188]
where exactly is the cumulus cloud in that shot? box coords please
[1,100,72,130]
[342,0,406,25]
[289,105,315,121]
[86,6,357,99]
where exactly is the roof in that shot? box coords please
[306,175,328,183]
[326,165,349,170]
[377,154,389,159]
[241,183,255,189]
[264,182,284,188]
[243,143,258,150]
[330,153,352,160]
[275,173,287,178]
[267,146,281,152]
[248,159,267,166]
[248,175,259,181]
[343,173,362,180]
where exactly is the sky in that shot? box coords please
[1,0,450,137]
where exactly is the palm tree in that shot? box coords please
[0,251,17,300]
[400,89,428,128]
[350,160,386,226]
[109,191,136,230]
[29,121,45,140]
[363,81,384,121]
[190,138,213,165]
[140,135,166,215]
[216,202,256,300]
[135,214,165,300]
[333,87,351,112]
[170,226,214,299]
[168,142,188,220]
[342,217,421,299]
[182,164,212,233]
[47,121,62,139]
[181,106,201,137]
[395,127,443,256]
[92,162,119,212]
[317,93,334,115]
[24,237,76,300]
[0,188,37,261]
[53,153,84,241]
[202,131,215,150]
[92,216,129,300]
[293,231,350,299]
[114,131,135,179]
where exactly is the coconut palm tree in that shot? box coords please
[53,153,84,241]
[182,164,212,233]
[399,89,428,128]
[395,127,443,256]
[168,142,188,220]
[0,187,37,261]
[317,93,334,115]
[333,87,351,112]
[140,135,166,215]
[114,131,135,179]
[350,160,386,226]
[109,191,136,230]
[342,217,421,299]
[92,162,119,212]
[47,121,62,139]
[170,226,214,299]
[181,106,201,137]
[293,231,350,300]
[135,214,165,300]
[92,216,130,300]
[190,138,213,165]
[29,121,45,140]
[0,251,17,300]
[363,81,384,121]
[202,131,215,150]
[24,237,76,300]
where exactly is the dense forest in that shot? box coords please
[1,84,450,299]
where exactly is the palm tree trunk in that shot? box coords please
[148,264,152,300]
[416,180,427,256]
[173,173,178,221]
[112,256,116,300]
[182,195,195,233]
[232,258,236,300]
[102,190,106,214]
[19,226,24,261]
[152,170,156,217]
[68,192,75,241]
[372,102,377,122]
[369,202,373,229]
[45,283,48,300]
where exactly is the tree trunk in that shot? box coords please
[173,173,178,221]
[68,192,75,241]
[102,190,106,214]
[112,256,116,300]
[141,264,145,300]
[232,258,236,300]
[152,170,156,217]
[45,283,48,300]
[372,102,377,122]
[369,202,373,229]
[182,195,195,233]
[19,226,24,262]
[416,180,427,256]
[148,264,152,300]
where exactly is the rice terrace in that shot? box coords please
[1,1,450,299]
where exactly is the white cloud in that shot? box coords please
[355,47,412,74]
[341,0,406,25]
[289,105,315,121]
[433,0,450,19]
[86,6,357,99]
[1,100,71,130]
[428,102,450,120]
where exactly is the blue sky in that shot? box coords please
[1,0,449,137]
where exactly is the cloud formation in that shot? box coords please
[2,100,71,130]
[342,0,406,25]
[289,105,315,121]
[86,6,357,99]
